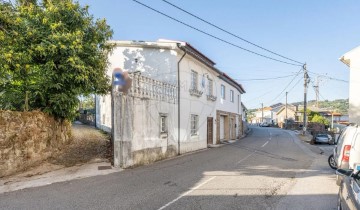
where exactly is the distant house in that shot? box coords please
[276,105,297,127]
[251,103,284,124]
[340,46,360,125]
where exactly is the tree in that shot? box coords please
[311,114,330,126]
[298,109,319,122]
[0,0,113,120]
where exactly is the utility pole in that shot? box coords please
[261,103,264,123]
[331,111,334,130]
[303,64,309,135]
[285,92,288,121]
[313,76,320,108]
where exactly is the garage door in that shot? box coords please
[220,116,225,140]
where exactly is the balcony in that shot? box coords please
[207,94,217,101]
[189,88,203,97]
[128,73,178,104]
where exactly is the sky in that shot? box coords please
[78,0,360,109]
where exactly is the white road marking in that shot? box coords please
[157,176,216,210]
[236,153,254,165]
[261,141,269,147]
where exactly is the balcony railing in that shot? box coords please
[128,73,177,104]
[189,88,203,97]
[207,94,217,101]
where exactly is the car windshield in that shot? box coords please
[317,134,327,137]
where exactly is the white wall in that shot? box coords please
[97,41,245,155]
[96,43,179,131]
[178,54,219,151]
[215,76,242,116]
[342,47,360,125]
[349,52,360,125]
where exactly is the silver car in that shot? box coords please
[337,168,360,210]
[314,133,332,144]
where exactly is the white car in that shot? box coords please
[334,124,360,185]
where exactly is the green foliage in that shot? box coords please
[297,99,349,114]
[311,114,330,126]
[0,0,113,120]
[297,109,319,121]
[79,94,95,110]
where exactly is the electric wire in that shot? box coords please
[308,71,348,83]
[310,79,327,101]
[235,74,298,81]
[161,0,304,65]
[243,90,273,103]
[275,76,303,102]
[267,68,303,104]
[131,0,303,67]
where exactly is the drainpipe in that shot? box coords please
[177,43,187,155]
[94,95,97,128]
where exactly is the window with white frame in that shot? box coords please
[230,90,234,102]
[191,70,198,90]
[208,78,213,96]
[160,114,168,133]
[221,85,225,99]
[190,114,199,135]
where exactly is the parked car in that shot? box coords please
[336,167,360,210]
[260,122,270,127]
[314,133,332,144]
[334,124,360,185]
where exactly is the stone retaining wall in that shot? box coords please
[0,110,71,177]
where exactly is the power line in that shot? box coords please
[288,76,303,93]
[243,90,273,103]
[235,74,298,81]
[308,71,348,83]
[131,0,303,67]
[276,76,303,102]
[310,79,327,101]
[161,0,304,65]
[267,68,303,104]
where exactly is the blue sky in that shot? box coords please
[79,0,359,109]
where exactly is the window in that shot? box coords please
[160,114,168,133]
[208,79,213,96]
[230,90,234,102]
[191,70,198,90]
[221,85,225,99]
[190,114,199,135]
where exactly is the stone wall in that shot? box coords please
[0,110,71,177]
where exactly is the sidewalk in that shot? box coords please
[0,161,121,194]
[276,155,338,209]
[276,130,338,209]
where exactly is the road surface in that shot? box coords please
[0,127,338,210]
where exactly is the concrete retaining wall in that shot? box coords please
[0,110,71,177]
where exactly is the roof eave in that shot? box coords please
[339,56,350,67]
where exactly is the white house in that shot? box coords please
[251,103,284,124]
[96,39,245,167]
[340,46,360,125]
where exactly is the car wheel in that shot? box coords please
[328,154,337,170]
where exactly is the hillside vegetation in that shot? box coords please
[295,99,349,114]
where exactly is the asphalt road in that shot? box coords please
[0,127,338,210]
